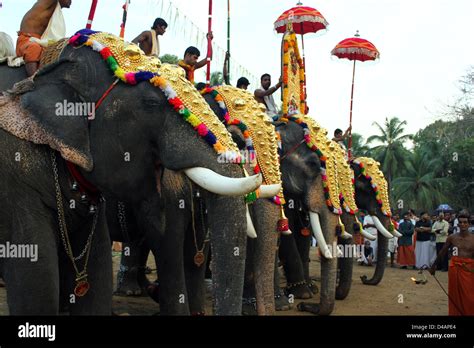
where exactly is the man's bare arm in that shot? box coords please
[254,82,282,98]
[195,32,213,70]
[132,31,149,45]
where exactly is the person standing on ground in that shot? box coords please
[430,213,474,315]
[432,212,449,271]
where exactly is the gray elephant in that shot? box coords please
[0,34,261,315]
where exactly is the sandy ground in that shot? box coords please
[0,247,449,316]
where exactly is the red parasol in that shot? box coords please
[331,31,379,160]
[274,1,328,107]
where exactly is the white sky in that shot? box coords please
[1,0,473,140]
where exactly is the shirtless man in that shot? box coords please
[430,213,474,315]
[178,32,213,84]
[17,0,71,76]
[254,74,282,121]
[132,18,167,57]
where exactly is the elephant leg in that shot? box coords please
[3,209,60,315]
[336,215,356,300]
[279,234,313,299]
[67,207,113,315]
[273,251,292,311]
[242,237,257,315]
[154,212,189,315]
[115,239,149,296]
[252,200,279,315]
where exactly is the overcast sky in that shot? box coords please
[1,0,473,140]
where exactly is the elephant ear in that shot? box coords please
[3,59,93,171]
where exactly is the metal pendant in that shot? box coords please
[80,193,88,203]
[195,190,201,198]
[193,251,205,267]
[74,279,90,297]
[300,227,311,237]
[89,205,98,215]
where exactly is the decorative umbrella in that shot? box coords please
[435,204,454,213]
[274,1,328,102]
[331,31,380,160]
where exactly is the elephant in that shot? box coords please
[0,35,262,315]
[351,158,400,286]
[275,118,341,315]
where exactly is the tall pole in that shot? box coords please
[206,0,213,86]
[300,23,307,113]
[120,0,130,39]
[86,0,98,29]
[347,59,356,161]
[224,0,230,85]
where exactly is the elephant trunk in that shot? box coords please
[361,215,390,285]
[252,200,279,315]
[207,195,247,315]
[336,215,355,300]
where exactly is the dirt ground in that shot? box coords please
[0,246,449,316]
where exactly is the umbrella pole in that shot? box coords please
[86,0,98,29]
[348,59,356,161]
[120,0,130,39]
[206,0,213,86]
[300,25,307,113]
[224,0,230,85]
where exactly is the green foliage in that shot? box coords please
[159,54,179,64]
[210,71,224,86]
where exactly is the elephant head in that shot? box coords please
[352,157,397,286]
[0,34,262,314]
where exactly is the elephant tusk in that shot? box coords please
[309,212,334,259]
[340,232,353,240]
[246,204,257,239]
[392,229,403,238]
[258,183,282,199]
[371,215,394,239]
[184,168,262,197]
[361,229,377,241]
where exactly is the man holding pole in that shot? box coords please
[430,213,474,315]
[178,32,213,85]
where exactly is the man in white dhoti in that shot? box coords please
[363,213,378,262]
[415,212,436,269]
[16,0,71,76]
[132,18,168,57]
[254,73,282,121]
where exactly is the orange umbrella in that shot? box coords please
[331,31,380,160]
[274,2,328,103]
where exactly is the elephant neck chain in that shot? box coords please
[51,150,99,297]
[190,185,209,267]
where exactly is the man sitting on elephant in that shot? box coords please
[178,32,213,84]
[16,0,71,76]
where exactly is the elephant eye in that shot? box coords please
[142,98,161,107]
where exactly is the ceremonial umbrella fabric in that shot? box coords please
[274,2,328,103]
[331,31,380,160]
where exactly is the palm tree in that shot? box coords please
[392,150,451,212]
[159,54,179,64]
[367,117,412,189]
[210,71,224,86]
[349,133,370,158]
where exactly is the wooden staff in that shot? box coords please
[86,0,98,29]
[120,0,131,39]
[206,0,213,86]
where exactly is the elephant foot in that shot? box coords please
[146,281,160,303]
[275,293,292,311]
[115,266,146,297]
[242,298,257,316]
[297,302,320,315]
[286,281,313,299]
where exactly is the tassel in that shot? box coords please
[277,206,292,235]
[335,216,345,236]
